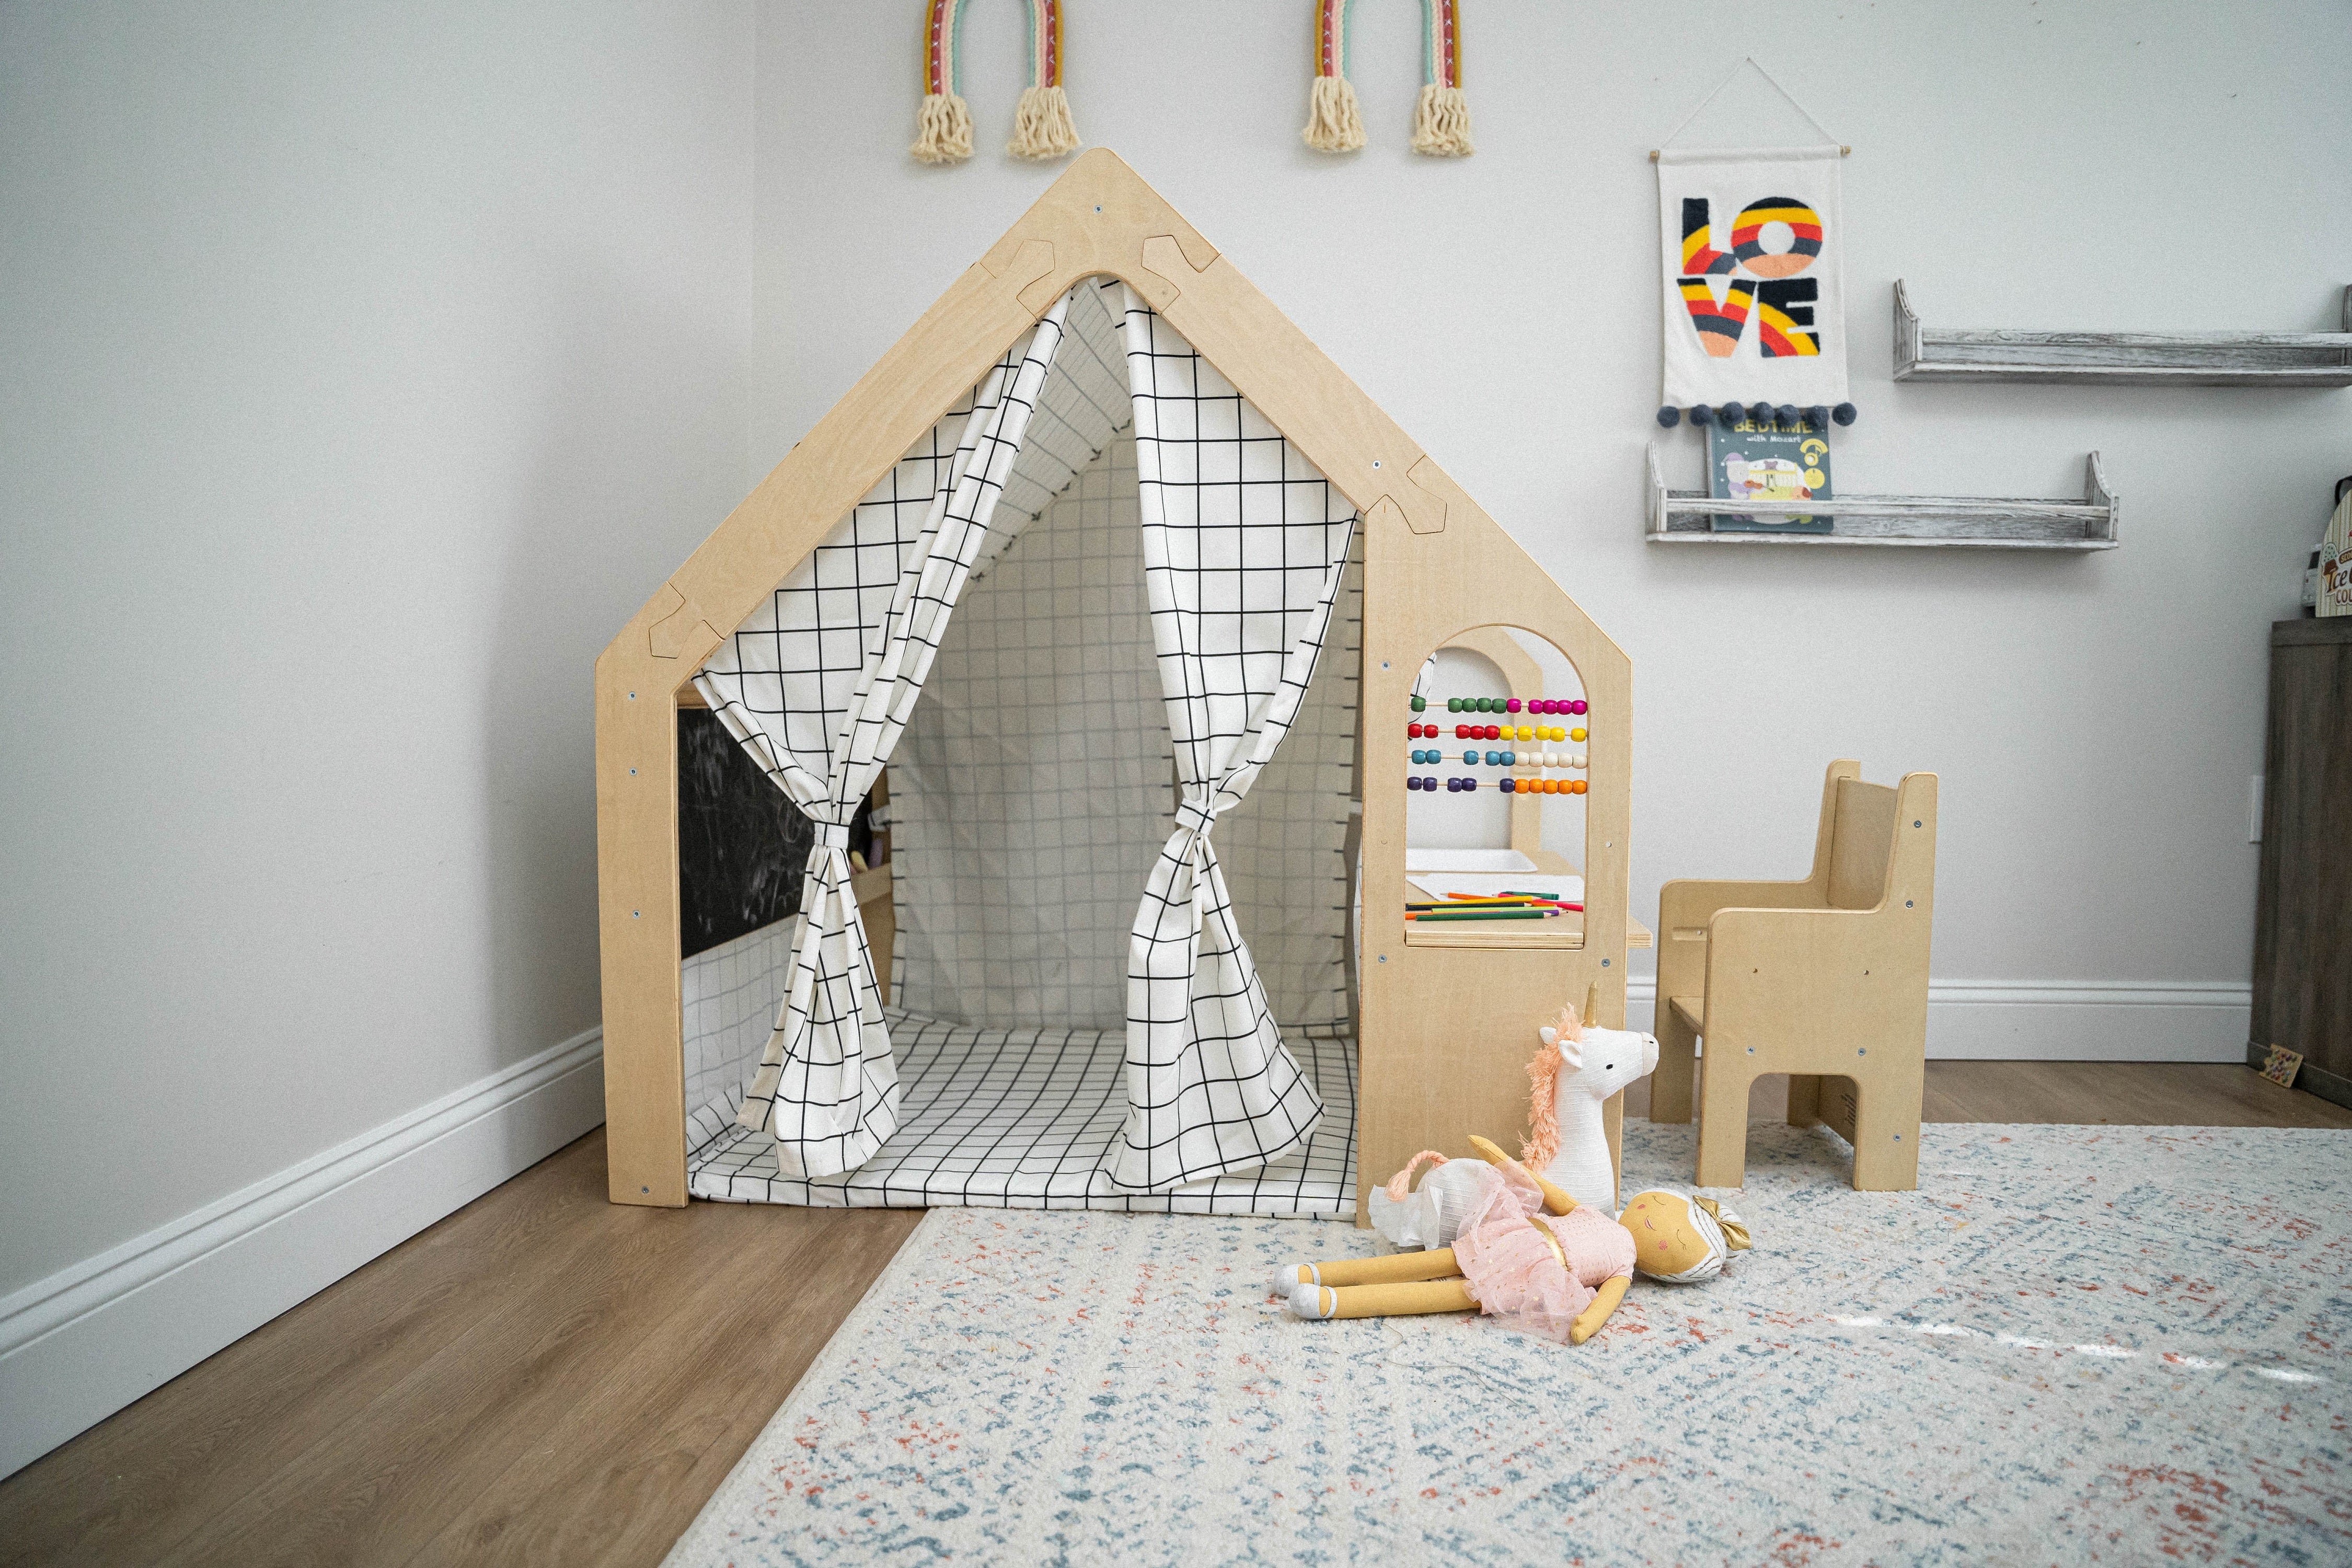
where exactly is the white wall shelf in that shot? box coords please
[1893,280,2352,387]
[1644,444,2119,550]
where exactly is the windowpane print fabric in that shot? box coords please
[1113,294,1356,1190]
[697,279,1357,1194]
[695,293,1080,1179]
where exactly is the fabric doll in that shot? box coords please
[1275,1138,1636,1345]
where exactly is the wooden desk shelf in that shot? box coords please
[1893,279,2352,387]
[1644,444,2119,550]
[1405,915,1652,951]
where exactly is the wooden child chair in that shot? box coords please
[1649,760,1938,1191]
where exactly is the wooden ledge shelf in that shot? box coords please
[1644,444,2119,550]
[1404,915,1652,951]
[1893,279,2352,387]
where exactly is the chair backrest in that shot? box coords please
[1826,778,1901,909]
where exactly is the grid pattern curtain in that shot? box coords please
[1110,289,1360,1192]
[694,292,1076,1179]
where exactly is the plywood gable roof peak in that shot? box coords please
[611,147,1532,677]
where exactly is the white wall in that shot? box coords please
[0,2,753,1471]
[755,0,2350,1059]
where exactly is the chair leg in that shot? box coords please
[1694,1052,1753,1189]
[1652,1010,1698,1123]
[1786,1074,1821,1127]
[1848,1056,1924,1192]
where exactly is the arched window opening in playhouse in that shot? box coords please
[1399,626,1593,948]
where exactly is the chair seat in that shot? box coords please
[1668,995,1704,1031]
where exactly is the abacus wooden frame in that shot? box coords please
[596,149,1636,1219]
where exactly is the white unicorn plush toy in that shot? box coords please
[1520,990,1659,1210]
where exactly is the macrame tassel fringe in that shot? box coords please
[911,91,974,165]
[1301,74,1365,153]
[1410,84,1474,156]
[1008,84,1080,159]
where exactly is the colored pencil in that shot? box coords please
[1407,908,1560,922]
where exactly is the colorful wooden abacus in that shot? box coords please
[1405,776,1590,793]
[1411,695,1588,716]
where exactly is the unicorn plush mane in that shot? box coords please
[1520,1000,1583,1173]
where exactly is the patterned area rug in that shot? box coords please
[664,1122,2350,1565]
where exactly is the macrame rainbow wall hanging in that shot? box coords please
[1305,1,1473,157]
[913,0,1081,165]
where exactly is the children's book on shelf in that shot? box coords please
[2318,489,2352,618]
[1708,419,1833,534]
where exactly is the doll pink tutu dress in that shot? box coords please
[1449,1158,1636,1343]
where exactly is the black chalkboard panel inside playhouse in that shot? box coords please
[678,710,877,959]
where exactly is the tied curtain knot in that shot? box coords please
[811,821,853,852]
[1173,796,1221,841]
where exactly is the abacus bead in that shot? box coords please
[1485,724,1501,740]
[1543,779,1561,794]
[1406,775,1421,790]
[1540,699,1558,713]
[1424,777,1437,791]
[1481,697,1498,712]
[1501,751,1515,766]
[1410,695,1425,712]
[1572,780,1587,794]
[1570,727,1586,742]
[1505,698,1521,713]
[1514,725,1529,741]
[1500,778,1515,793]
[1570,699,1587,715]
[1449,724,1463,739]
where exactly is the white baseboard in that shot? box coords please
[0,1027,606,1480]
[1624,978,2250,1063]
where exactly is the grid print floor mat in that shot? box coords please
[687,1011,1356,1217]
[666,1121,2351,1566]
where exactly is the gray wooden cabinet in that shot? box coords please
[2251,618,2352,1108]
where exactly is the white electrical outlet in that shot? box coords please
[2249,775,2265,844]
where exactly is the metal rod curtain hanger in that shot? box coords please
[1650,56,1849,159]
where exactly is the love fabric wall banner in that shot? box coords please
[1656,147,1852,429]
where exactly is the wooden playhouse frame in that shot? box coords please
[596,150,1650,1217]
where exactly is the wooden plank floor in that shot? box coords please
[5,1065,2346,1567]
